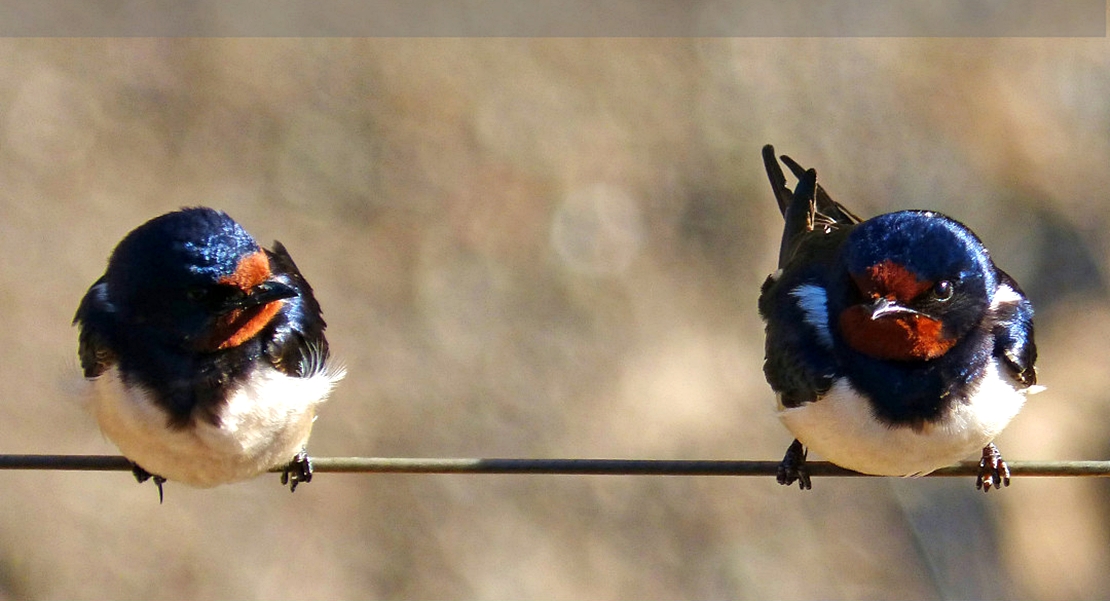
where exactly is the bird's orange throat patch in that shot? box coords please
[841,259,955,361]
[214,301,284,350]
[212,250,283,350]
[838,304,955,361]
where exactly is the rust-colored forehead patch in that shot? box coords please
[219,250,271,290]
[852,259,932,301]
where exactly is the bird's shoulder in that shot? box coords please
[988,269,1038,388]
[73,276,119,378]
[759,264,845,409]
[262,241,331,378]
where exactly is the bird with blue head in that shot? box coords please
[758,145,1039,491]
[74,207,345,501]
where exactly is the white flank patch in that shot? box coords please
[789,283,834,349]
[89,364,345,488]
[777,359,1029,476]
[990,282,1024,310]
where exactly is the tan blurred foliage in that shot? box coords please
[0,37,1107,599]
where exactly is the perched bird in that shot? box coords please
[758,145,1040,491]
[74,208,344,500]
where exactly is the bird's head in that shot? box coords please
[104,207,296,352]
[834,211,996,362]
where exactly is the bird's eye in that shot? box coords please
[186,287,208,303]
[932,280,954,302]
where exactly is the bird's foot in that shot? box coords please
[976,443,1011,492]
[281,450,313,492]
[777,439,812,490]
[131,464,167,503]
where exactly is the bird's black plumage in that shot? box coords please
[758,146,1038,491]
[759,146,1034,422]
[758,146,1036,426]
[74,208,330,428]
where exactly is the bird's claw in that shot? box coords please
[976,443,1010,492]
[777,439,812,490]
[281,450,313,492]
[131,464,167,503]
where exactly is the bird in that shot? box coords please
[74,207,345,501]
[757,145,1040,492]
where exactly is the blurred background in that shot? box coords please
[0,36,1107,599]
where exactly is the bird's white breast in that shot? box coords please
[777,358,1032,476]
[88,365,344,488]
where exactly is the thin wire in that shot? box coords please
[0,455,1107,477]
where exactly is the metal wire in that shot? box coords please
[0,455,1107,477]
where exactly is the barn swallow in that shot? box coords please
[74,207,344,500]
[758,145,1040,491]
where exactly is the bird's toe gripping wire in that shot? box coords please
[976,442,1011,492]
[777,439,812,490]
[281,450,314,492]
[131,463,167,503]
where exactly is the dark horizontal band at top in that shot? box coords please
[0,0,1104,37]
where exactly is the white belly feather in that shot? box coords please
[778,359,1034,476]
[89,365,344,488]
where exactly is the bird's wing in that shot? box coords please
[762,144,862,269]
[991,270,1038,388]
[759,317,835,408]
[264,241,331,378]
[760,145,862,406]
[778,153,863,227]
[72,277,118,378]
[763,144,795,217]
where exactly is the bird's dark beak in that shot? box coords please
[865,297,921,320]
[225,280,297,313]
